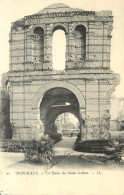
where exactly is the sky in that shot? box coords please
[0,0,124,97]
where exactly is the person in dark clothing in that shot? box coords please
[70,131,73,137]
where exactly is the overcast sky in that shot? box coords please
[0,0,124,97]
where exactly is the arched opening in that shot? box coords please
[32,80,85,110]
[55,112,80,137]
[39,86,85,146]
[52,29,66,70]
[75,25,86,61]
[6,80,9,91]
[33,27,44,63]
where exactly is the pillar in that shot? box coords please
[43,33,52,70]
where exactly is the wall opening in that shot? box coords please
[52,29,66,70]
[55,113,80,136]
[75,25,86,60]
[6,80,9,91]
[34,27,44,63]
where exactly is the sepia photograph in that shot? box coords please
[0,0,124,194]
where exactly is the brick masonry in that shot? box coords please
[2,4,119,140]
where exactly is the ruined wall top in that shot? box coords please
[9,4,113,71]
[12,3,113,26]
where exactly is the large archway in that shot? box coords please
[55,113,80,136]
[39,87,85,136]
[32,81,85,109]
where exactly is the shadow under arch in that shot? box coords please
[32,80,85,110]
[45,105,84,135]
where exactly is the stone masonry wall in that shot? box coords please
[9,5,113,71]
[5,69,118,140]
[2,4,119,140]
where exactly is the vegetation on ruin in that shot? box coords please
[74,133,124,166]
[24,136,55,164]
[0,90,12,139]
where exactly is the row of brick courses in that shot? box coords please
[10,19,112,70]
[10,62,111,71]
[4,4,118,140]
[12,112,37,120]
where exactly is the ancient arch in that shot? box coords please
[71,22,88,34]
[6,4,119,141]
[106,86,116,99]
[37,86,85,135]
[52,29,66,70]
[30,24,47,35]
[50,23,68,34]
[75,25,86,60]
[33,27,44,63]
[32,80,85,110]
[45,106,83,135]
